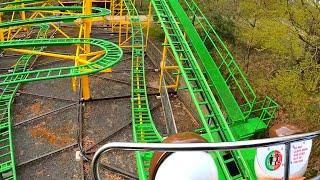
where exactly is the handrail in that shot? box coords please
[92,130,320,180]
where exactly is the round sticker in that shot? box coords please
[265,150,283,171]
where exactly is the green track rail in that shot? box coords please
[123,0,163,179]
[168,0,246,123]
[0,1,279,180]
[0,24,49,180]
[151,0,256,179]
[0,6,110,28]
[167,0,278,139]
[0,38,122,86]
[0,0,45,7]
[169,0,278,129]
[0,3,123,179]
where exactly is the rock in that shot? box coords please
[269,123,304,137]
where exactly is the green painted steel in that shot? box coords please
[123,0,163,179]
[167,0,245,123]
[0,0,45,7]
[0,38,122,86]
[151,0,256,179]
[0,1,280,180]
[178,0,257,119]
[0,6,110,28]
[0,24,49,180]
[167,0,279,139]
[0,4,123,179]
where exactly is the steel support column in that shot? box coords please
[81,0,93,100]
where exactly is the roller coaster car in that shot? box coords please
[148,126,313,180]
[149,132,219,180]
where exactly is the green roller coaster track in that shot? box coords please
[0,2,123,179]
[129,0,279,179]
[123,0,163,179]
[0,0,45,7]
[166,0,279,139]
[0,24,49,180]
[0,6,110,28]
[0,0,280,179]
[151,0,254,179]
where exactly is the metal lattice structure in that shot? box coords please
[0,1,123,179]
[0,0,283,179]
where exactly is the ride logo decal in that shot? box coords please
[265,150,283,171]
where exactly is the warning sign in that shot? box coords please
[289,140,313,175]
[292,142,309,164]
[255,140,313,179]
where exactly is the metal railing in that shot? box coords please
[160,76,177,135]
[92,130,320,180]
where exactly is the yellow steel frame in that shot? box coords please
[92,0,111,22]
[75,0,93,100]
[109,0,123,32]
[118,0,131,48]
[1,0,178,95]
[0,0,46,40]
[106,0,152,49]
[0,1,75,42]
[144,2,152,49]
[79,0,111,99]
[20,2,27,31]
[0,0,114,100]
[159,37,180,91]
[0,14,3,41]
[7,48,105,64]
[106,0,170,91]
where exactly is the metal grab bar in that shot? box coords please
[92,130,320,180]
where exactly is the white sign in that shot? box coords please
[255,140,312,179]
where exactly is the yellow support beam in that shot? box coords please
[159,37,180,91]
[145,2,152,49]
[159,37,168,92]
[19,1,27,31]
[81,0,93,100]
[81,50,105,57]
[164,66,179,70]
[4,10,41,40]
[38,12,71,38]
[7,48,97,65]
[73,24,84,92]
[7,11,16,40]
[85,53,104,62]
[0,13,4,41]
[7,48,75,60]
[0,28,4,41]
[118,0,124,46]
[110,0,123,32]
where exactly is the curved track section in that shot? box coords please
[0,3,123,179]
[123,0,163,179]
[0,38,122,86]
[0,24,50,180]
[0,6,110,28]
[0,0,45,7]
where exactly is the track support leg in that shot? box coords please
[81,0,93,100]
[159,37,180,92]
